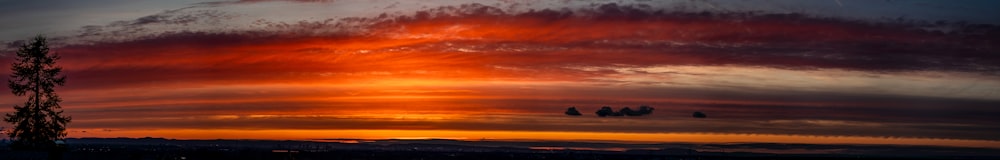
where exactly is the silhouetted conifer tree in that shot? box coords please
[4,36,70,150]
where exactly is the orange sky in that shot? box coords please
[1,1,999,148]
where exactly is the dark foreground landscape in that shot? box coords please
[1,138,998,160]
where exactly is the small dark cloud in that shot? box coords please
[620,106,655,116]
[565,107,582,116]
[596,106,654,117]
[77,25,103,37]
[130,13,173,26]
[0,40,26,54]
[595,106,618,117]
[693,111,707,118]
[110,7,198,27]
[4,40,25,48]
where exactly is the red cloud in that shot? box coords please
[2,3,998,141]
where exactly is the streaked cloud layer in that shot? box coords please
[0,0,998,147]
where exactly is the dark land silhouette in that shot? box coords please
[1,138,997,160]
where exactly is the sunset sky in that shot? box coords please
[1,0,999,148]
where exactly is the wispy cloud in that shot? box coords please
[196,0,335,6]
